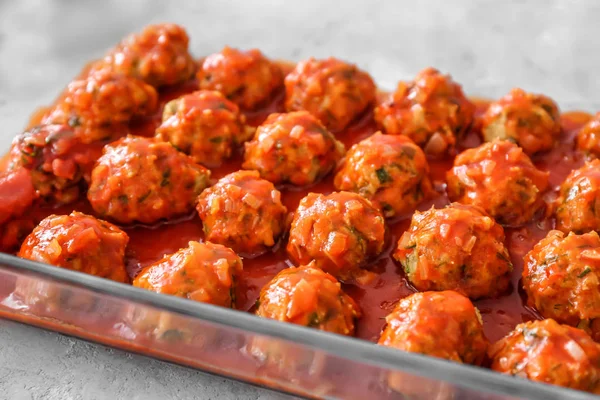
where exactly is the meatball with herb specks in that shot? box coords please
[576,112,600,158]
[287,191,386,281]
[93,23,196,87]
[43,70,158,142]
[134,241,242,308]
[285,57,376,132]
[9,124,107,204]
[334,132,433,217]
[446,140,549,227]
[156,90,251,167]
[18,212,129,282]
[88,136,210,225]
[196,170,287,256]
[523,230,600,341]
[481,88,561,155]
[395,203,512,299]
[555,160,600,234]
[243,111,345,186]
[374,67,475,156]
[379,291,488,397]
[489,319,600,393]
[255,263,360,333]
[197,47,283,110]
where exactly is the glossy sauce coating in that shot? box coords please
[489,319,600,393]
[523,230,600,341]
[395,203,512,299]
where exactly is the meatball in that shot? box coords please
[196,170,287,255]
[94,23,196,87]
[334,132,433,217]
[379,291,488,362]
[395,203,512,299]
[374,67,475,156]
[197,47,283,110]
[284,57,376,132]
[287,191,386,281]
[243,111,345,186]
[18,212,129,282]
[9,124,104,204]
[576,112,600,158]
[42,70,158,142]
[555,160,600,234]
[489,319,600,393]
[255,263,360,334]
[446,140,549,227]
[134,241,242,308]
[0,168,35,225]
[481,88,561,155]
[88,136,210,225]
[156,90,250,167]
[523,230,600,341]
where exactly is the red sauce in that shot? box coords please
[0,68,594,398]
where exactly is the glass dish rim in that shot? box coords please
[0,252,592,400]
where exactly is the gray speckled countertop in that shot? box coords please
[1,1,600,399]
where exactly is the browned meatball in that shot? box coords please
[555,160,600,234]
[93,23,196,87]
[334,132,433,217]
[379,291,488,397]
[287,191,386,281]
[197,47,283,110]
[489,319,600,393]
[156,90,251,167]
[134,241,242,308]
[481,88,561,155]
[523,230,600,341]
[447,140,549,227]
[42,70,158,142]
[243,111,345,186]
[0,168,35,226]
[196,170,287,256]
[255,263,360,334]
[285,57,376,132]
[395,203,512,299]
[374,67,475,155]
[577,112,600,158]
[9,124,105,204]
[18,212,129,282]
[88,136,210,225]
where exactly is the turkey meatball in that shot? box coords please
[284,57,376,132]
[446,140,549,227]
[88,136,210,225]
[43,70,158,142]
[9,124,105,204]
[374,67,475,156]
[156,90,250,167]
[481,88,561,155]
[196,170,287,256]
[523,230,600,341]
[255,263,360,334]
[18,212,129,282]
[133,241,242,308]
[555,160,600,234]
[287,191,386,281]
[576,112,600,158]
[489,319,600,393]
[94,23,196,87]
[197,47,283,110]
[395,203,512,299]
[334,132,433,217]
[243,111,345,186]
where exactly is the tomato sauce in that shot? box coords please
[0,64,594,398]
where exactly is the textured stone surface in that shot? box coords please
[1,0,600,398]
